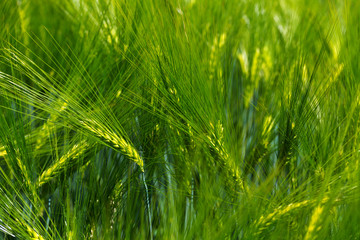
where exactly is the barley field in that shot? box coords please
[0,0,359,239]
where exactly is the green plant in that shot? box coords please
[0,0,359,239]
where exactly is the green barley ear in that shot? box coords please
[0,130,35,197]
[304,204,324,240]
[37,140,91,187]
[79,119,144,171]
[256,199,311,230]
[208,120,244,194]
[34,100,69,152]
[255,196,336,235]
[0,147,6,157]
[24,224,45,240]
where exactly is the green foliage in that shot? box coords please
[0,0,358,239]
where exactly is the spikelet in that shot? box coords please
[250,48,261,82]
[10,149,34,192]
[219,33,226,49]
[256,196,333,234]
[0,101,67,159]
[256,200,310,228]
[26,225,45,240]
[103,21,119,45]
[208,121,244,193]
[14,217,44,240]
[250,46,273,83]
[186,0,196,8]
[209,37,218,82]
[284,61,298,103]
[208,120,229,160]
[111,180,123,202]
[16,156,32,188]
[302,64,309,85]
[209,33,226,95]
[262,115,275,148]
[304,205,324,240]
[187,123,196,150]
[245,46,273,108]
[329,38,341,61]
[237,50,249,77]
[37,140,90,187]
[0,148,6,157]
[0,101,68,158]
[329,63,344,84]
[35,101,68,151]
[245,48,259,108]
[261,46,272,80]
[79,119,144,171]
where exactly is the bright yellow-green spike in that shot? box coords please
[209,32,226,90]
[0,101,68,160]
[219,33,226,49]
[14,218,44,240]
[304,205,324,240]
[302,64,309,84]
[0,148,6,157]
[80,120,144,171]
[26,225,45,240]
[11,149,35,195]
[252,46,273,83]
[262,115,274,136]
[256,196,333,234]
[330,63,344,84]
[37,140,90,187]
[256,200,311,228]
[16,156,32,188]
[111,180,123,201]
[262,115,275,148]
[35,101,68,151]
[245,46,273,108]
[261,46,272,81]
[251,48,261,82]
[237,51,249,77]
[208,120,244,193]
